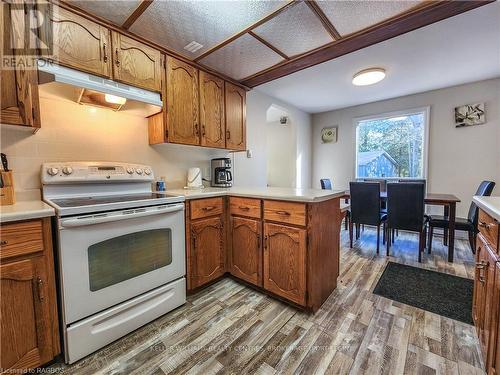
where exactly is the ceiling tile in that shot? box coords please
[252,1,334,57]
[199,33,284,80]
[316,0,422,36]
[129,0,287,59]
[68,0,141,26]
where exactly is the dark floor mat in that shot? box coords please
[373,261,474,324]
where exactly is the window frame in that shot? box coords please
[353,106,430,180]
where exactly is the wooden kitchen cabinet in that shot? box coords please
[263,222,306,306]
[111,32,162,92]
[166,56,200,146]
[199,71,225,148]
[45,7,112,78]
[0,2,40,127]
[487,261,500,374]
[225,82,246,151]
[230,216,262,287]
[187,213,225,290]
[0,218,60,373]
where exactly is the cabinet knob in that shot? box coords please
[0,240,7,246]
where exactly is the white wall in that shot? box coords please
[232,89,312,189]
[266,120,295,187]
[312,78,500,218]
[0,88,312,200]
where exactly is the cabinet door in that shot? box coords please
[231,217,262,287]
[199,71,225,148]
[166,56,199,145]
[190,216,225,289]
[487,261,500,375]
[0,257,52,371]
[0,2,40,127]
[263,222,306,305]
[225,82,246,151]
[111,32,162,92]
[47,7,111,77]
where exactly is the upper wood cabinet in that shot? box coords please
[189,216,225,290]
[111,32,162,92]
[1,2,40,127]
[225,82,246,151]
[0,219,60,373]
[199,71,225,148]
[166,56,200,146]
[230,216,262,287]
[263,222,306,306]
[46,7,112,78]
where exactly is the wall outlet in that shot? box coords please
[246,149,252,158]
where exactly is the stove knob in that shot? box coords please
[62,166,73,175]
[144,168,152,175]
[47,167,59,176]
[126,167,134,175]
[135,168,143,175]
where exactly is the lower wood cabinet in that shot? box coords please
[0,218,60,373]
[230,216,262,287]
[473,209,500,375]
[188,214,225,290]
[263,222,306,306]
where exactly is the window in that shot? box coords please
[355,108,428,179]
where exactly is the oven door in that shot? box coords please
[58,203,185,324]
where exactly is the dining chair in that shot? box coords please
[427,180,495,254]
[386,182,426,262]
[349,182,386,253]
[398,179,427,192]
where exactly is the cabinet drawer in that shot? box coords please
[230,197,261,219]
[190,197,224,220]
[478,209,499,252]
[264,200,306,227]
[0,220,44,260]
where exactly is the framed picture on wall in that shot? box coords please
[321,127,338,143]
[455,103,485,127]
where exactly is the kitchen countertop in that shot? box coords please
[164,186,346,203]
[473,196,500,222]
[0,200,55,223]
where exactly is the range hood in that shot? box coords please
[37,60,162,116]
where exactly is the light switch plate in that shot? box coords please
[246,149,252,158]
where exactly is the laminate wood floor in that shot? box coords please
[50,229,483,375]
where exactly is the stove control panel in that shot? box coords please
[41,162,155,184]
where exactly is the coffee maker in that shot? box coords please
[211,158,232,187]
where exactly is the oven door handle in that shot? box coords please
[60,204,184,228]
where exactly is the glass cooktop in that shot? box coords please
[51,193,169,208]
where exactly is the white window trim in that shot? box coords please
[353,106,430,180]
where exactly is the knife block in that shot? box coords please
[0,171,15,206]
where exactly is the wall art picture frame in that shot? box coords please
[321,127,338,143]
[455,103,485,127]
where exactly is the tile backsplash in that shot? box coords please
[0,96,228,200]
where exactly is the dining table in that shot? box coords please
[342,191,461,262]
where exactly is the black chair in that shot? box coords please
[349,182,386,253]
[320,179,333,190]
[398,179,427,192]
[427,180,495,254]
[386,182,426,262]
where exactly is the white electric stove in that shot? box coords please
[42,162,186,364]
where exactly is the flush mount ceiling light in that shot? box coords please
[352,68,386,86]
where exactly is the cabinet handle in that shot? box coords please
[239,206,250,211]
[0,240,7,246]
[276,210,290,216]
[202,125,206,136]
[226,130,231,140]
[257,234,261,248]
[202,206,215,211]
[36,277,45,302]
[478,221,493,229]
[115,49,120,66]
[194,123,199,136]
[264,235,268,249]
[103,43,108,63]
[192,234,196,251]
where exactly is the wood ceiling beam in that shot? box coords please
[122,0,154,30]
[194,0,299,62]
[304,0,341,40]
[248,31,289,60]
[241,0,494,87]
